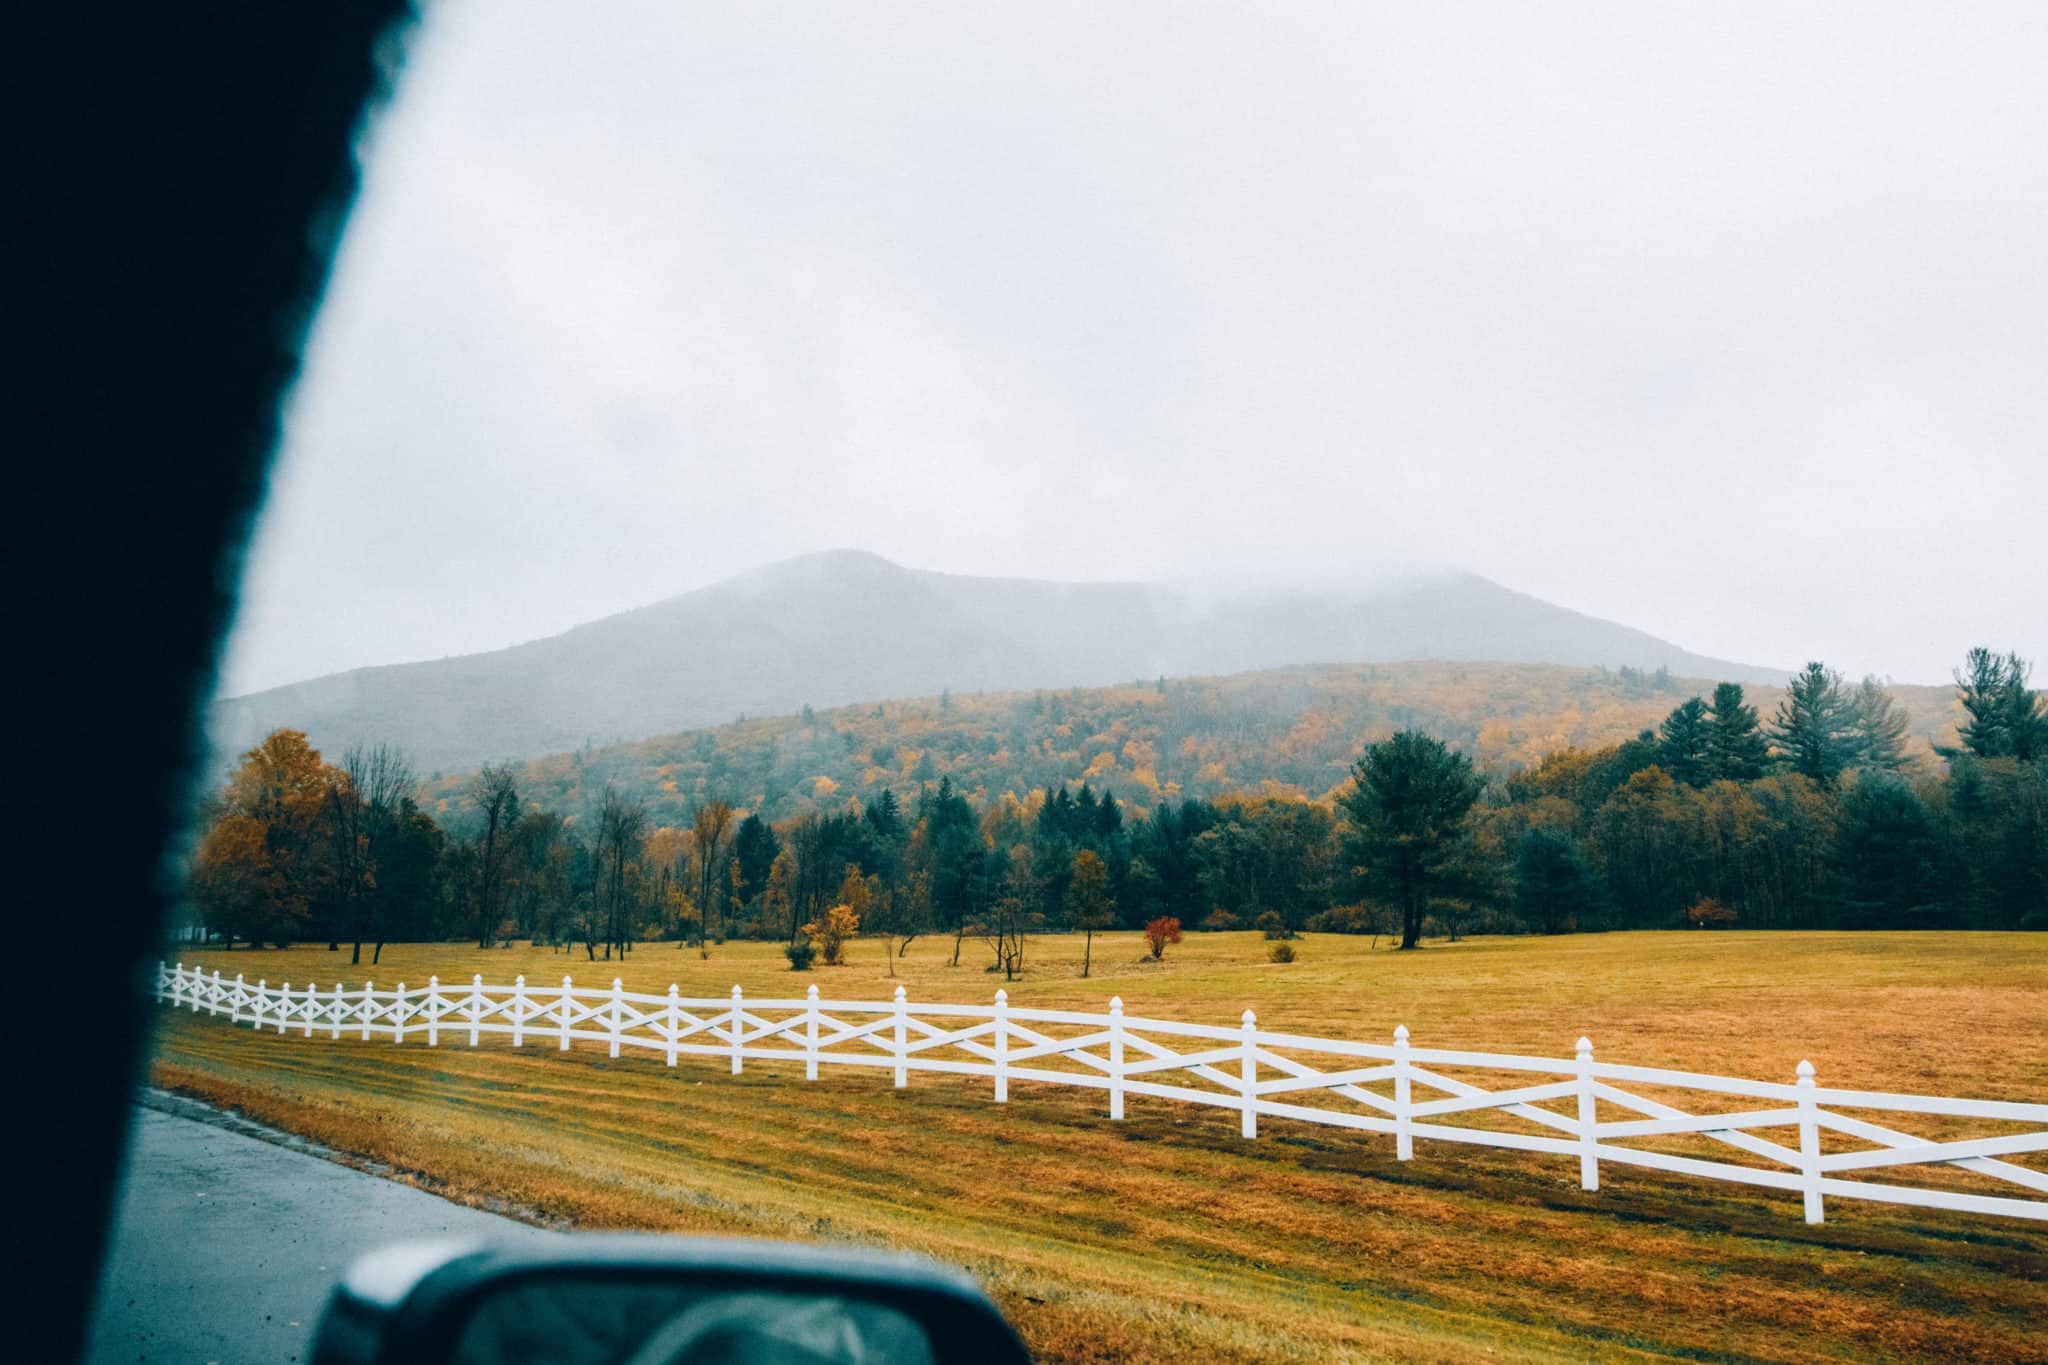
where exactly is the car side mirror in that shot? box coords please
[310,1233,1030,1365]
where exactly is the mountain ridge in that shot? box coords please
[210,549,1788,773]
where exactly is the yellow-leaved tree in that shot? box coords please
[803,903,860,966]
[1068,848,1115,978]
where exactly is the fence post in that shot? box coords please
[233,974,246,1025]
[1576,1036,1599,1192]
[471,974,484,1048]
[279,982,290,1035]
[994,990,1009,1103]
[183,963,196,1012]
[213,970,224,1019]
[893,985,908,1088]
[427,977,440,1046]
[1109,996,1125,1120]
[512,976,527,1048]
[254,979,266,1032]
[729,986,744,1075]
[1797,1059,1824,1224]
[393,983,406,1042]
[666,984,681,1068]
[1240,1010,1259,1139]
[1394,1025,1413,1160]
[360,981,372,1040]
[610,978,625,1059]
[559,976,573,1051]
[805,985,819,1080]
[299,976,312,1035]
[331,982,342,1039]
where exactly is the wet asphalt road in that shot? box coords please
[85,1097,542,1365]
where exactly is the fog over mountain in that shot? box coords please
[211,550,1783,774]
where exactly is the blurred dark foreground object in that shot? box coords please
[8,5,415,1360]
[313,1233,1030,1365]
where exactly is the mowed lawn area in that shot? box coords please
[154,931,2048,1363]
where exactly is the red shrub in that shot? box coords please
[1143,916,1184,959]
[1685,897,1738,929]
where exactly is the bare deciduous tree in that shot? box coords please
[690,800,735,946]
[328,744,417,964]
[596,786,648,959]
[469,763,520,948]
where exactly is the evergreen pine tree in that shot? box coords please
[1949,648,2015,758]
[1768,662,1861,787]
[1656,697,1712,786]
[1850,676,1911,773]
[1513,826,1599,933]
[1337,731,1486,950]
[862,788,903,841]
[1830,776,1944,929]
[1948,649,2045,762]
[1705,681,1769,781]
[732,814,781,906]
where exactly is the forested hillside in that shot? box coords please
[421,660,1957,830]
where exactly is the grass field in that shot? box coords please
[153,931,2048,1362]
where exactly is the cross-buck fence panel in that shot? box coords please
[156,962,2048,1226]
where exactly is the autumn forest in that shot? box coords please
[182,649,2048,964]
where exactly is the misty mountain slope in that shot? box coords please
[211,549,1784,773]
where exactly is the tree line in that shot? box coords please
[183,648,2046,962]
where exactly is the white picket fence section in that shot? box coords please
[156,961,2048,1227]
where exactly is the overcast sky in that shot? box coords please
[222,1,2047,697]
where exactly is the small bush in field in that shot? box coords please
[1685,897,1738,929]
[1200,909,1240,932]
[1143,916,1183,959]
[1254,910,1293,940]
[785,939,817,970]
[1267,942,1297,964]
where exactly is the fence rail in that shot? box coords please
[156,961,2048,1226]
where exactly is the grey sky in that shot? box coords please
[223,1,2047,697]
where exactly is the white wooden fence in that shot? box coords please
[156,961,2048,1227]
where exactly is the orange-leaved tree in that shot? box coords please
[189,729,343,947]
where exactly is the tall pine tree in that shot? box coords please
[1338,731,1486,950]
[1705,682,1769,781]
[1949,648,2046,761]
[1850,676,1911,773]
[1769,662,1861,787]
[1656,697,1713,786]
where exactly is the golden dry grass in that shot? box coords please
[155,931,2048,1362]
